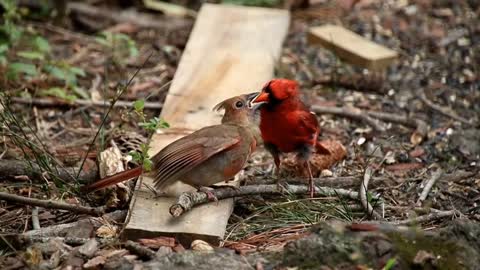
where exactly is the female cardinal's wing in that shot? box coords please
[152,126,241,190]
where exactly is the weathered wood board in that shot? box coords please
[123,3,290,246]
[308,24,398,70]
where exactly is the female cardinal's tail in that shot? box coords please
[81,166,143,193]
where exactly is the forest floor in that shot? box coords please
[0,0,479,269]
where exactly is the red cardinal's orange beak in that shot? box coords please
[249,92,269,107]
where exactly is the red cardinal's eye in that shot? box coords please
[235,101,244,108]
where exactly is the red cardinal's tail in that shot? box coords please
[82,166,143,193]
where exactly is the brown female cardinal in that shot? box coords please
[151,93,261,200]
[249,79,330,198]
[84,93,261,199]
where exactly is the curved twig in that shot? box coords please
[312,105,386,132]
[417,168,444,206]
[169,184,359,217]
[0,191,106,216]
[359,167,383,220]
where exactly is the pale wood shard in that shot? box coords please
[123,3,290,245]
[308,24,398,70]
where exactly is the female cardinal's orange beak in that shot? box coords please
[249,92,269,107]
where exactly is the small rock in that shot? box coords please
[156,246,173,257]
[83,256,106,269]
[320,169,333,177]
[79,239,99,258]
[357,137,366,145]
[191,240,214,251]
[384,151,396,164]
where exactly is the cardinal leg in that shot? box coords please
[264,142,281,178]
[297,144,315,198]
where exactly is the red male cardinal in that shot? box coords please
[249,79,329,198]
[84,93,261,199]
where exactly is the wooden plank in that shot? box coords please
[308,24,398,71]
[123,3,290,246]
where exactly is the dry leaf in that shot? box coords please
[191,240,214,251]
[385,162,423,172]
[83,256,106,269]
[96,224,118,239]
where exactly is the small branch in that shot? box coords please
[365,110,429,137]
[31,207,41,230]
[359,167,383,220]
[0,159,98,184]
[419,90,476,126]
[390,210,458,226]
[0,191,106,216]
[10,97,163,110]
[20,236,116,246]
[23,210,126,239]
[416,169,444,206]
[169,184,359,217]
[312,105,386,132]
[125,240,156,259]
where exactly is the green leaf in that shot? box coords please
[143,158,153,171]
[69,66,86,77]
[7,62,37,79]
[17,51,44,60]
[44,64,66,80]
[0,44,8,54]
[40,87,76,102]
[33,36,50,53]
[72,86,89,100]
[382,258,396,270]
[133,99,145,112]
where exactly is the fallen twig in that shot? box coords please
[312,105,386,132]
[359,167,383,220]
[0,191,106,216]
[31,207,41,230]
[417,168,444,206]
[68,2,191,30]
[419,89,476,126]
[22,210,126,239]
[125,240,156,259]
[19,236,116,246]
[0,159,97,184]
[10,97,163,110]
[390,210,458,226]
[169,184,359,217]
[365,110,429,137]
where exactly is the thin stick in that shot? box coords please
[10,97,163,110]
[31,207,41,230]
[23,210,126,238]
[312,105,386,132]
[359,167,383,220]
[419,90,476,126]
[125,240,156,259]
[0,191,106,216]
[390,210,457,226]
[417,169,444,206]
[169,184,359,217]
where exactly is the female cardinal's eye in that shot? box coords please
[235,101,244,108]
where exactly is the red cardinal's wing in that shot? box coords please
[152,125,241,190]
[298,111,331,155]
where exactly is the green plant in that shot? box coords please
[127,98,169,171]
[1,1,86,101]
[95,31,139,66]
